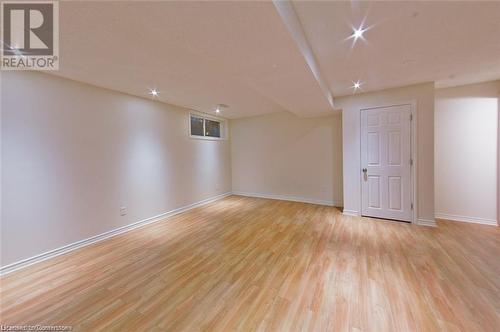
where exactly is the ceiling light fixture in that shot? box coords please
[149,89,159,97]
[352,80,363,93]
[215,104,228,114]
[352,27,365,40]
[345,20,374,50]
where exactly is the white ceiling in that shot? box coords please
[292,0,500,96]
[54,1,332,119]
[52,1,500,118]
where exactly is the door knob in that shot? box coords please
[362,168,367,173]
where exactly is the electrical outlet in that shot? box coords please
[120,206,127,216]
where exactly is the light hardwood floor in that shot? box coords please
[1,195,499,331]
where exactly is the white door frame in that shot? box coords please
[359,101,417,224]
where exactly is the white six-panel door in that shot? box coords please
[361,105,412,222]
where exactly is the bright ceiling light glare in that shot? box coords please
[215,108,220,114]
[351,80,363,93]
[148,89,159,97]
[344,19,374,51]
[352,27,364,40]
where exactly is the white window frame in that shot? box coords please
[189,112,228,141]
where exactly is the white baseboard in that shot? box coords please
[417,218,437,227]
[0,192,232,276]
[342,209,359,217]
[435,213,497,226]
[232,191,340,207]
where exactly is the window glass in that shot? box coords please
[190,115,204,136]
[205,119,221,138]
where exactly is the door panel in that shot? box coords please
[368,175,381,208]
[388,176,402,210]
[361,105,412,222]
[367,113,380,126]
[388,131,401,165]
[368,132,380,165]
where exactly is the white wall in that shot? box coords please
[2,71,496,269]
[230,112,343,206]
[335,83,435,224]
[435,81,499,225]
[1,71,232,266]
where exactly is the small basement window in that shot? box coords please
[205,119,221,138]
[189,113,226,140]
[190,115,204,136]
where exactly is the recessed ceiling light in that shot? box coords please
[352,27,364,40]
[345,21,374,49]
[352,80,363,93]
[215,104,228,114]
[149,89,159,97]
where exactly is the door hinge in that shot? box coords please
[410,158,413,166]
[411,203,414,210]
[410,114,413,121]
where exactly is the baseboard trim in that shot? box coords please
[232,191,339,207]
[417,218,437,227]
[0,192,232,276]
[342,209,359,217]
[435,213,497,226]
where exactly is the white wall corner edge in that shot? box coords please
[232,191,340,207]
[435,213,498,226]
[0,192,232,276]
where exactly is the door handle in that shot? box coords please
[362,168,367,173]
[362,168,367,181]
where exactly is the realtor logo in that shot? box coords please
[1,0,59,70]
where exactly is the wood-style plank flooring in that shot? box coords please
[1,195,499,331]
